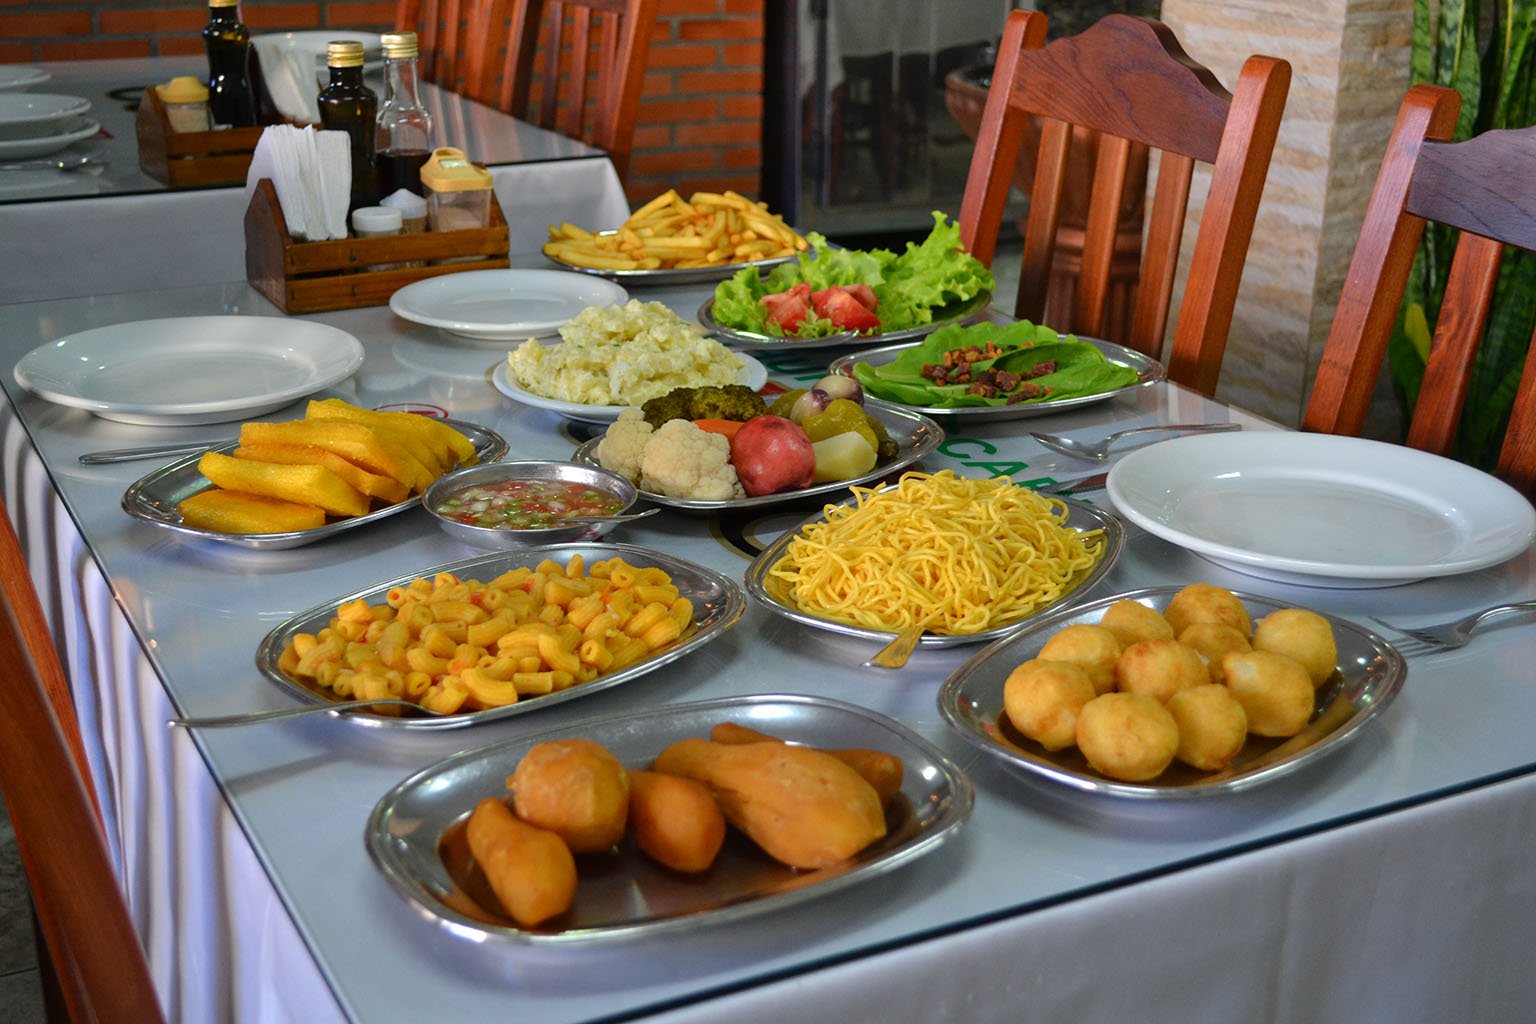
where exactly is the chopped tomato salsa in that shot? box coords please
[434,479,624,530]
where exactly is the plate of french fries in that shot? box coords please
[121,398,508,550]
[543,189,810,285]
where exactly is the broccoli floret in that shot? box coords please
[686,384,767,422]
[641,387,697,428]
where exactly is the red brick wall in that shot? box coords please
[0,0,766,207]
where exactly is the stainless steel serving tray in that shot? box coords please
[365,693,974,944]
[828,335,1165,421]
[571,399,944,514]
[545,244,799,286]
[745,491,1123,652]
[254,542,746,729]
[121,418,507,551]
[698,290,992,351]
[937,587,1407,799]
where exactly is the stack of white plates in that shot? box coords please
[0,92,99,160]
[0,66,51,93]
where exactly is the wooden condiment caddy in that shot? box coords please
[244,178,512,314]
[135,86,263,188]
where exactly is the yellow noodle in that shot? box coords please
[767,470,1104,635]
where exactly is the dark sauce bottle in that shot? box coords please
[317,40,380,212]
[375,31,433,196]
[202,0,256,128]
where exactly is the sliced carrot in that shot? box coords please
[692,418,745,439]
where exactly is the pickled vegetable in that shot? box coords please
[800,399,877,451]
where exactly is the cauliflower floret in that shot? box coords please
[594,408,653,483]
[638,420,745,501]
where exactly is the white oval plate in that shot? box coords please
[492,352,768,424]
[0,93,91,139]
[1107,432,1536,587]
[0,66,50,93]
[0,116,100,159]
[389,270,630,341]
[14,316,365,426]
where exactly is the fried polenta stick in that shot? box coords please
[233,442,410,504]
[198,451,370,517]
[238,419,433,493]
[177,489,326,534]
[304,398,475,466]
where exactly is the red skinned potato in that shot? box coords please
[729,415,816,496]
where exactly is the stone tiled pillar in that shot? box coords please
[1158,0,1412,429]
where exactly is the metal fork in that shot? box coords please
[1370,601,1536,656]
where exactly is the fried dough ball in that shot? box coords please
[1038,624,1123,695]
[1098,599,1175,648]
[1178,622,1253,684]
[1164,583,1252,637]
[1166,684,1249,771]
[1075,692,1179,782]
[1253,608,1338,688]
[1114,638,1208,703]
[1221,650,1315,738]
[510,739,630,854]
[1003,659,1097,751]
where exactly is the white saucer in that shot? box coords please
[0,67,50,93]
[491,353,769,424]
[1107,432,1536,587]
[14,316,365,426]
[0,93,91,140]
[0,117,101,160]
[389,269,630,340]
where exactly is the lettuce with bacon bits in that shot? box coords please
[710,212,994,338]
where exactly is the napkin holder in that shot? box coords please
[244,178,512,314]
[136,86,264,188]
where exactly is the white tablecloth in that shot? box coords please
[2,276,1535,1023]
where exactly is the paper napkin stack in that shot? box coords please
[244,125,351,241]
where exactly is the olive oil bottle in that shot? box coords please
[317,40,380,212]
[202,0,256,128]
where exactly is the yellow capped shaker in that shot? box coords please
[419,147,493,232]
[156,76,211,132]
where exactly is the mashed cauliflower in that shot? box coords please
[506,300,743,406]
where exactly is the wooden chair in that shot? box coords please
[1302,84,1536,498]
[957,11,1291,396]
[398,0,658,182]
[0,497,163,1023]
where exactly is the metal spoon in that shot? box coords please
[563,508,659,526]
[1030,422,1242,461]
[0,154,106,172]
[170,698,436,728]
[79,441,223,465]
[862,624,926,670]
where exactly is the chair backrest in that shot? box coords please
[0,497,163,1022]
[398,0,656,181]
[497,0,659,182]
[395,0,513,106]
[957,11,1291,396]
[1302,83,1536,498]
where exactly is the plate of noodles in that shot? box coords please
[743,471,1123,652]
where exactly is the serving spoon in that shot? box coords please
[170,698,439,728]
[1030,421,1242,461]
[863,624,926,670]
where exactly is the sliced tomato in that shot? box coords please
[763,282,813,332]
[813,288,881,332]
[843,283,878,311]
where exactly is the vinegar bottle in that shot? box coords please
[374,31,434,197]
[202,0,256,128]
[317,40,380,212]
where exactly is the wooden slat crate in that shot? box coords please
[135,86,264,188]
[244,177,512,313]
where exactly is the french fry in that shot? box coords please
[543,189,807,271]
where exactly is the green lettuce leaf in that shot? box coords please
[851,320,1140,408]
[706,213,994,337]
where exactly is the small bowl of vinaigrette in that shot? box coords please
[423,460,642,548]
